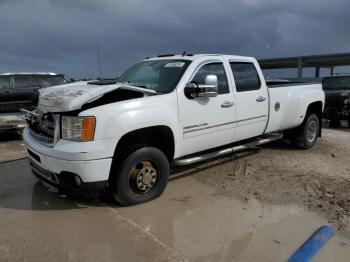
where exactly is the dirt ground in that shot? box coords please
[0,128,349,261]
[174,128,350,232]
[0,132,26,163]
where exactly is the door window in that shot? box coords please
[14,76,31,89]
[14,76,39,89]
[192,63,229,94]
[35,75,65,88]
[230,63,261,92]
[0,76,10,91]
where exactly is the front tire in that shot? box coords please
[111,147,169,206]
[293,114,320,149]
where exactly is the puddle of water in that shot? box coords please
[118,176,350,262]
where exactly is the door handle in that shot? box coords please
[221,101,234,108]
[256,96,266,102]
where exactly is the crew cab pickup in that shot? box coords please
[23,54,325,205]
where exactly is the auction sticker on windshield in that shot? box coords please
[164,62,185,68]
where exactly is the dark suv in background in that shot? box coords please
[0,73,65,114]
[322,75,350,127]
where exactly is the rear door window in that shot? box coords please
[230,63,261,92]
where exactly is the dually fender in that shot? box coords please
[296,88,325,124]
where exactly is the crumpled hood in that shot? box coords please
[38,81,152,112]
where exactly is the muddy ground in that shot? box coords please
[0,128,349,261]
[174,128,350,232]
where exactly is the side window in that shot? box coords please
[230,63,261,92]
[14,76,38,89]
[36,76,65,88]
[0,76,10,91]
[14,76,31,89]
[192,63,229,94]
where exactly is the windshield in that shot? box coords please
[118,59,191,93]
[322,76,350,91]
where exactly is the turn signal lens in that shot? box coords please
[81,117,95,141]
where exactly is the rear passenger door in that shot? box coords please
[0,76,13,113]
[11,75,39,111]
[229,62,268,141]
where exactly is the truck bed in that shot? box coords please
[265,82,323,133]
[266,81,319,88]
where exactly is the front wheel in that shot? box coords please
[292,114,320,149]
[111,147,169,206]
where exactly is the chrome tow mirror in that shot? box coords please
[185,75,218,99]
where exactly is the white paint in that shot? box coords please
[24,54,325,183]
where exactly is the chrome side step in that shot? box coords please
[173,132,283,166]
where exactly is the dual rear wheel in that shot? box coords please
[289,114,320,149]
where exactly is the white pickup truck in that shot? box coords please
[23,54,324,205]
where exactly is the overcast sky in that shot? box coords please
[0,0,350,79]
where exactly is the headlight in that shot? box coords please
[61,116,95,142]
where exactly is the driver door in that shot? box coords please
[178,61,236,156]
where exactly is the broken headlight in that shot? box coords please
[61,116,95,142]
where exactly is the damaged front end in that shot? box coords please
[23,80,155,146]
[22,108,60,146]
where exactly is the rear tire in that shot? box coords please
[292,114,320,149]
[111,147,169,206]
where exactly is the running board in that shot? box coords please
[173,133,283,166]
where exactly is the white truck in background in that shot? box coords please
[23,54,325,205]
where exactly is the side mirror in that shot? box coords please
[184,75,218,99]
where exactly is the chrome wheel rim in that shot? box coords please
[306,120,317,143]
[129,160,158,195]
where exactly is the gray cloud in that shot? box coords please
[0,0,349,78]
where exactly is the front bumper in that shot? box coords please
[29,157,108,195]
[23,127,114,194]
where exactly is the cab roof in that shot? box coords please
[145,53,255,62]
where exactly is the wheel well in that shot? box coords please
[306,101,323,136]
[114,126,175,161]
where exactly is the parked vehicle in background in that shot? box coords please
[322,75,350,127]
[0,73,65,130]
[23,54,324,205]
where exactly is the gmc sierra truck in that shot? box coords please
[23,54,325,205]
